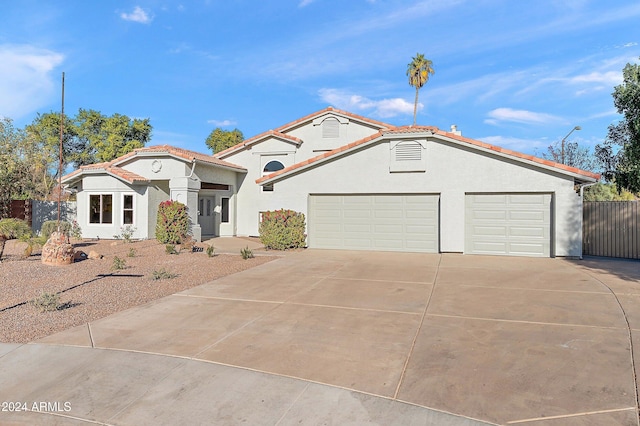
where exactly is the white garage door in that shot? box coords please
[308,194,439,253]
[465,193,551,257]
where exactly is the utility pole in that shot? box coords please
[57,72,65,232]
[560,125,581,165]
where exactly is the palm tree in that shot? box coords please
[406,53,435,126]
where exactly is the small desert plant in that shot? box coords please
[112,256,126,270]
[156,200,190,244]
[114,225,137,243]
[165,244,178,255]
[70,220,82,239]
[151,268,178,280]
[206,244,215,257]
[30,292,61,312]
[127,247,136,257]
[240,246,254,259]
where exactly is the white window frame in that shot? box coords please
[121,193,135,226]
[87,192,115,226]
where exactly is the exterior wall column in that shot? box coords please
[169,177,202,242]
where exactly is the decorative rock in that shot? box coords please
[88,250,103,260]
[41,232,75,266]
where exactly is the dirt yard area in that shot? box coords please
[0,238,276,343]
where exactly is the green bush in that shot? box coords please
[112,256,126,270]
[0,218,33,240]
[259,209,306,250]
[155,200,190,244]
[40,220,71,240]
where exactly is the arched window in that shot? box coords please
[263,160,285,173]
[262,160,285,192]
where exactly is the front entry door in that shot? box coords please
[198,196,215,237]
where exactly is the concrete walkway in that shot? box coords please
[1,247,639,425]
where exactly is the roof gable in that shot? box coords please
[214,106,394,159]
[62,145,245,185]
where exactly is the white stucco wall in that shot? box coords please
[230,138,584,257]
[76,175,148,240]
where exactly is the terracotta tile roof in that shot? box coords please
[427,128,602,181]
[215,131,302,158]
[118,145,246,171]
[215,106,395,159]
[275,106,395,133]
[62,145,246,184]
[256,125,601,184]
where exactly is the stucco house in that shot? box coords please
[62,107,599,257]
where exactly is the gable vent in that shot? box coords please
[322,118,340,138]
[395,142,422,161]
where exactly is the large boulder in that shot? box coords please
[41,231,75,266]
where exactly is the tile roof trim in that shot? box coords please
[256,126,600,185]
[215,131,302,159]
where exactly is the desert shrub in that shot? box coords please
[112,256,126,270]
[259,209,306,250]
[165,244,178,255]
[70,220,82,239]
[241,246,254,259]
[30,292,61,312]
[151,268,178,280]
[40,220,71,240]
[206,244,215,257]
[0,218,33,240]
[155,200,190,244]
[114,225,136,243]
[127,247,136,257]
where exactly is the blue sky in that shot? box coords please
[1,0,639,158]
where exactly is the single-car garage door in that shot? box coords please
[308,194,439,252]
[465,193,551,257]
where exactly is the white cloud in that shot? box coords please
[623,42,638,48]
[120,6,153,24]
[318,88,415,118]
[569,71,621,85]
[0,44,64,120]
[207,119,237,127]
[299,0,316,7]
[485,108,566,126]
[480,135,548,153]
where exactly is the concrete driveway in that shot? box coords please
[1,246,639,425]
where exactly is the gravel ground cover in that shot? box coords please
[0,239,275,343]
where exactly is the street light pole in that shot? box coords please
[560,125,581,165]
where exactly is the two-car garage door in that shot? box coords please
[308,194,439,253]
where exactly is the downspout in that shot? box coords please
[577,181,599,259]
[187,158,197,180]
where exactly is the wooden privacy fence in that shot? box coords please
[583,201,639,259]
[9,200,32,226]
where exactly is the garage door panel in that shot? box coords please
[309,194,439,253]
[509,210,546,221]
[465,193,551,257]
[509,226,546,238]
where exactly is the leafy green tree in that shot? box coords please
[205,128,244,153]
[0,118,54,217]
[406,53,435,126]
[596,58,640,193]
[26,109,152,168]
